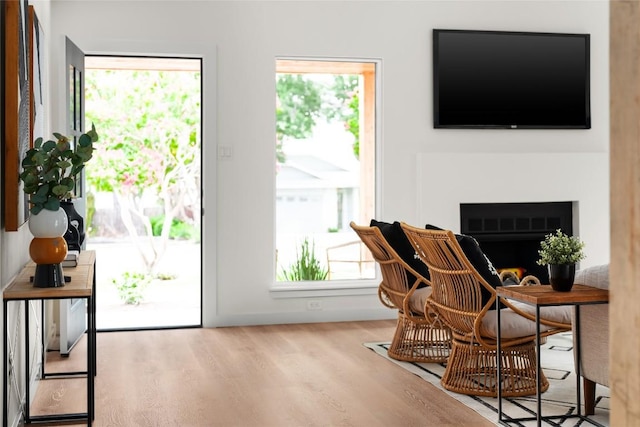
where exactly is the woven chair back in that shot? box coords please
[400,224,496,338]
[351,222,428,314]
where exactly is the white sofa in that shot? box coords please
[573,264,609,415]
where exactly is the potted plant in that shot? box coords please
[20,124,99,214]
[536,229,586,292]
[19,125,99,287]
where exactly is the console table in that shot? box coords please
[2,250,96,426]
[495,283,609,426]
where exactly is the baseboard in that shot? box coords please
[209,308,396,327]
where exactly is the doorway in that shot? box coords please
[84,56,202,330]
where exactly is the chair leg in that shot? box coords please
[441,338,548,397]
[387,312,450,363]
[584,378,596,415]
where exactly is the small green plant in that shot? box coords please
[537,229,586,265]
[112,271,152,305]
[279,238,328,281]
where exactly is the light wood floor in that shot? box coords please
[31,319,493,426]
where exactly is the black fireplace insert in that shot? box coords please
[460,202,573,284]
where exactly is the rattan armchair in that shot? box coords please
[351,221,451,363]
[400,223,572,397]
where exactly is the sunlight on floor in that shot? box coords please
[87,239,201,329]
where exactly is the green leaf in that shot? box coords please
[60,177,75,188]
[43,198,61,211]
[43,169,59,182]
[42,140,57,152]
[35,184,50,197]
[57,160,72,170]
[30,205,44,215]
[52,184,70,196]
[31,192,47,204]
[56,139,71,152]
[78,133,92,147]
[22,174,38,186]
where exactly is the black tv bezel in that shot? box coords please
[433,29,592,130]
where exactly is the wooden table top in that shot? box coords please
[3,250,96,301]
[496,283,609,306]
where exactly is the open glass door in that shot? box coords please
[59,36,87,355]
[84,55,202,330]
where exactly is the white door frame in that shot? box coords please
[53,37,216,327]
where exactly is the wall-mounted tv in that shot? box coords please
[433,29,591,129]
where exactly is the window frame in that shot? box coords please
[272,56,382,295]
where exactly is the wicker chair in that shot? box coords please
[351,222,451,363]
[400,223,572,397]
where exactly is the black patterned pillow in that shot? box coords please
[370,219,430,288]
[426,224,502,309]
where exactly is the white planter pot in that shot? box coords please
[29,207,68,238]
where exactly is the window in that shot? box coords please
[275,59,377,282]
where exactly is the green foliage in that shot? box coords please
[328,75,360,159]
[346,91,360,158]
[112,271,152,305]
[275,73,361,164]
[84,67,201,274]
[279,238,328,281]
[275,75,323,164]
[19,125,99,214]
[85,69,200,196]
[537,229,586,265]
[85,191,96,236]
[150,215,199,240]
[276,74,322,140]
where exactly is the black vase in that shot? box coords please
[61,200,85,252]
[548,264,576,292]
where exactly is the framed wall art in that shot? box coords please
[29,6,44,158]
[3,0,31,231]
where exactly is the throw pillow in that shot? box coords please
[425,224,503,309]
[370,219,430,288]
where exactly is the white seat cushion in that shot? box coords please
[408,286,432,314]
[481,302,572,339]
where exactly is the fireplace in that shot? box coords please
[460,202,574,284]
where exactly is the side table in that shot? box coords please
[3,250,96,426]
[495,283,609,426]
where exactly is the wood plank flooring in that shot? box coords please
[30,320,493,426]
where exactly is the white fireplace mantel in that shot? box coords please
[416,152,610,267]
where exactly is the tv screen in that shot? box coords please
[433,29,591,129]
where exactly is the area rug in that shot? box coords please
[365,332,609,426]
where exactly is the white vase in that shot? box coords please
[28,207,69,287]
[29,207,68,238]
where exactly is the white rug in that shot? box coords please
[365,332,609,426]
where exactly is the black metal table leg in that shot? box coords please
[497,296,503,422]
[24,300,31,423]
[575,305,582,417]
[536,305,542,427]
[88,294,94,423]
[3,300,8,427]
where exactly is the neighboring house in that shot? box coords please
[276,122,360,235]
[276,153,359,234]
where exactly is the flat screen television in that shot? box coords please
[433,29,591,129]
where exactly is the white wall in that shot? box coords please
[417,153,609,268]
[38,0,609,327]
[1,1,52,422]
